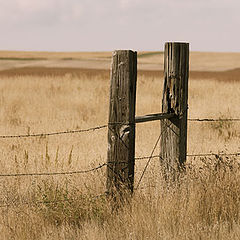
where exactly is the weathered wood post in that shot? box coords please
[160,42,189,181]
[107,50,137,198]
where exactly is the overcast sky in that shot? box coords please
[0,0,239,52]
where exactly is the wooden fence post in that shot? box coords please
[160,42,189,180]
[107,50,137,197]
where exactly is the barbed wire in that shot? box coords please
[187,152,240,157]
[0,163,107,177]
[0,157,155,178]
[135,155,161,160]
[135,152,240,160]
[0,156,160,178]
[0,125,108,139]
[188,118,240,122]
[0,122,132,139]
[0,152,239,178]
[0,110,239,208]
[0,153,240,208]
[0,117,239,139]
[0,115,238,181]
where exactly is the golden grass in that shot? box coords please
[0,59,239,239]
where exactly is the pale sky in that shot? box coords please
[0,0,239,52]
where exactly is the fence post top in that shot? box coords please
[165,42,189,46]
[113,50,137,54]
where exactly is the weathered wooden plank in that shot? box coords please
[106,50,137,197]
[135,113,175,124]
[160,42,189,180]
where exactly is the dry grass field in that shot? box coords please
[0,51,239,239]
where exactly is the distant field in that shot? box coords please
[0,50,240,83]
[0,66,239,82]
[1,50,240,71]
[0,50,162,60]
[0,50,112,60]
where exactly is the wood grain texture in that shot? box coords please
[106,50,137,196]
[160,42,189,180]
[135,113,175,124]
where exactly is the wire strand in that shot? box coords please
[135,123,172,190]
[187,152,240,157]
[0,125,107,139]
[188,118,240,122]
[0,117,239,139]
[0,163,107,177]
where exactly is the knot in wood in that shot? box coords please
[118,62,125,67]
[119,125,130,141]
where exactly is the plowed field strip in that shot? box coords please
[0,67,239,82]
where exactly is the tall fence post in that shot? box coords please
[107,50,137,198]
[160,42,189,180]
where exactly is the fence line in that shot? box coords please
[135,155,162,160]
[0,154,166,178]
[0,151,240,207]
[1,45,239,205]
[136,153,240,160]
[0,124,108,139]
[0,117,239,139]
[188,118,240,122]
[0,163,107,177]
[0,153,239,178]
[187,152,240,157]
[1,151,239,208]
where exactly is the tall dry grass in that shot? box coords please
[0,67,239,239]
